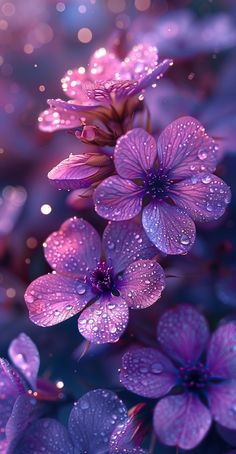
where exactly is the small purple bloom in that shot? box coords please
[120,305,236,450]
[24,218,165,344]
[10,389,147,454]
[94,117,231,255]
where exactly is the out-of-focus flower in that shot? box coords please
[24,218,165,344]
[120,305,236,450]
[9,389,147,454]
[94,117,231,255]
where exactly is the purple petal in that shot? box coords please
[0,359,26,395]
[119,44,158,80]
[94,176,143,221]
[157,305,209,364]
[142,201,196,255]
[110,418,147,453]
[120,347,177,398]
[48,155,101,190]
[68,389,127,451]
[89,48,120,80]
[78,295,129,344]
[207,322,236,379]
[44,217,101,277]
[11,418,73,454]
[117,259,165,309]
[25,274,92,327]
[61,68,93,103]
[8,334,39,389]
[38,106,82,133]
[6,395,37,448]
[103,220,158,274]
[157,116,219,179]
[114,129,157,179]
[133,59,173,93]
[208,381,236,430]
[170,174,231,222]
[153,394,212,450]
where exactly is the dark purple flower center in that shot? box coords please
[89,261,118,295]
[144,171,171,200]
[179,363,210,391]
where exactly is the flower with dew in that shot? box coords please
[24,218,165,344]
[38,44,172,146]
[120,305,236,450]
[94,116,231,255]
[9,389,147,454]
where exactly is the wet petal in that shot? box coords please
[8,334,40,389]
[157,305,209,364]
[110,418,148,453]
[95,177,143,221]
[25,274,93,327]
[48,155,101,190]
[38,106,82,133]
[142,201,196,255]
[208,381,236,430]
[6,395,37,448]
[61,68,94,104]
[120,347,177,398]
[114,128,157,179]
[78,295,129,344]
[117,259,165,309]
[103,220,157,274]
[89,47,120,80]
[119,44,158,80]
[157,116,219,179]
[207,322,236,379]
[153,394,212,450]
[68,389,127,452]
[44,217,101,276]
[133,59,173,93]
[171,173,231,222]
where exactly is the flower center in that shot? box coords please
[179,364,210,391]
[144,171,171,200]
[89,261,117,295]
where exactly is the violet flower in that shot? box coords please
[24,218,165,344]
[94,117,231,255]
[10,389,147,454]
[120,305,236,450]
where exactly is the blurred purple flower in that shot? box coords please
[10,389,147,454]
[120,305,236,450]
[24,218,165,344]
[94,117,231,255]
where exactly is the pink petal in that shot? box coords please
[120,347,177,398]
[89,48,120,80]
[142,201,196,255]
[117,259,165,309]
[207,322,236,379]
[103,220,158,274]
[119,44,158,80]
[157,305,209,364]
[38,106,82,133]
[94,176,143,221]
[208,381,236,430]
[170,173,231,222]
[61,68,92,103]
[8,334,39,389]
[114,128,157,179]
[154,394,212,450]
[44,217,101,277]
[78,295,129,344]
[25,274,92,327]
[157,116,219,179]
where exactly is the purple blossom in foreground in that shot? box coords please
[10,389,147,454]
[120,305,236,450]
[24,218,165,344]
[94,117,231,255]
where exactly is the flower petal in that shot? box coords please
[142,201,196,255]
[157,305,209,364]
[89,48,120,80]
[6,395,37,448]
[119,44,158,80]
[120,347,177,398]
[94,176,143,221]
[170,173,231,222]
[208,381,236,430]
[38,106,82,133]
[68,389,127,452]
[78,295,129,344]
[207,322,236,379]
[8,334,40,389]
[110,418,148,453]
[114,128,157,179]
[103,220,157,274]
[61,68,94,104]
[48,155,101,190]
[157,116,219,179]
[117,259,165,309]
[25,274,92,327]
[44,217,101,277]
[153,394,212,450]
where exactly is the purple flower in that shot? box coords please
[24,217,165,344]
[10,389,147,454]
[120,305,236,450]
[94,117,231,255]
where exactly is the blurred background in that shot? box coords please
[0,0,236,452]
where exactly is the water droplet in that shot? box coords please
[151,363,163,374]
[201,175,211,184]
[77,283,86,295]
[180,234,190,245]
